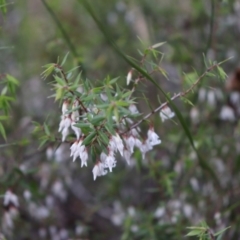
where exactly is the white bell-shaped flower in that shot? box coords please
[160,106,175,122]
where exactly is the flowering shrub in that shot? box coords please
[38,48,225,183]
[1,0,238,239]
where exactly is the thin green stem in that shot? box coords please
[41,0,86,77]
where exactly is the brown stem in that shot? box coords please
[122,63,219,134]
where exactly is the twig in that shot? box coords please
[54,64,88,113]
[123,63,219,133]
[41,0,86,77]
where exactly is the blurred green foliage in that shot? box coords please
[0,0,240,239]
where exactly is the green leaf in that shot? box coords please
[54,75,66,86]
[186,229,203,237]
[151,42,166,49]
[44,123,50,135]
[38,138,48,149]
[41,63,55,79]
[0,0,7,14]
[61,52,70,66]
[6,74,19,86]
[0,122,7,141]
[82,132,96,145]
[217,66,227,81]
[214,226,231,237]
[98,131,109,145]
[74,122,91,128]
[90,116,105,126]
[183,71,198,88]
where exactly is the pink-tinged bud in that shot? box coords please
[126,69,133,85]
[62,100,69,115]
[147,128,161,146]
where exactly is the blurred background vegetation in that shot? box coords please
[1,0,240,239]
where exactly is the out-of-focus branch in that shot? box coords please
[41,0,86,77]
[124,63,219,133]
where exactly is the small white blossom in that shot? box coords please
[139,140,153,159]
[80,148,88,167]
[71,122,81,140]
[106,154,116,172]
[100,93,108,101]
[229,92,240,104]
[219,105,235,121]
[100,152,108,163]
[51,181,67,201]
[3,190,19,208]
[124,135,135,153]
[130,128,140,137]
[198,88,206,102]
[70,142,77,156]
[190,107,200,124]
[111,134,124,156]
[160,106,175,122]
[154,207,165,219]
[58,117,71,141]
[147,128,161,146]
[92,161,108,180]
[135,138,142,149]
[126,69,132,85]
[207,90,216,107]
[61,127,69,142]
[3,212,13,229]
[129,104,139,114]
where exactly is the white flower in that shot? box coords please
[198,88,206,102]
[106,154,116,172]
[190,107,200,124]
[147,128,161,146]
[3,190,19,208]
[139,141,153,159]
[124,135,135,153]
[92,161,108,180]
[229,92,240,104]
[79,148,88,167]
[129,104,139,114]
[100,152,107,163]
[100,93,108,101]
[219,105,235,121]
[111,134,124,156]
[130,128,140,137]
[135,138,142,149]
[207,90,216,107]
[71,122,81,140]
[126,69,132,85]
[70,141,80,161]
[70,141,78,157]
[154,207,165,219]
[61,126,69,142]
[160,106,175,122]
[59,117,71,141]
